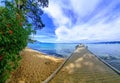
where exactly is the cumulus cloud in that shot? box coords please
[43,0,120,43]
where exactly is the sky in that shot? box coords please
[1,0,120,43]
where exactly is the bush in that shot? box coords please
[0,2,32,83]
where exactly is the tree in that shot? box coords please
[0,0,49,82]
[5,0,49,29]
[0,4,32,82]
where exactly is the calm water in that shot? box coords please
[27,42,120,71]
[28,42,77,58]
[86,44,120,71]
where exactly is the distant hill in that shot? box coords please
[91,41,120,44]
[28,40,42,44]
[34,41,42,44]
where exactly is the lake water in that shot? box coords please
[28,42,77,58]
[27,42,120,71]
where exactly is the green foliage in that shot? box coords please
[0,2,32,83]
[14,0,49,29]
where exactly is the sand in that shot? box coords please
[6,48,64,83]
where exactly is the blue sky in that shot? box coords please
[33,0,120,43]
[1,0,120,43]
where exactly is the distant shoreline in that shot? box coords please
[88,41,120,44]
[31,40,120,44]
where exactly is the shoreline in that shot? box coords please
[27,47,66,58]
[7,48,64,83]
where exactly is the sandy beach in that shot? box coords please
[7,48,64,83]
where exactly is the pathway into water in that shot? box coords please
[44,45,120,83]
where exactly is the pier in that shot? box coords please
[44,44,120,83]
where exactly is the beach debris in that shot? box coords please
[45,61,50,65]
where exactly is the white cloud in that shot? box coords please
[31,35,57,43]
[43,0,120,43]
[44,1,70,26]
[70,0,100,17]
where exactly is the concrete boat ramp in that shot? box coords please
[44,44,120,83]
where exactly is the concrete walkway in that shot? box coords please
[49,45,120,83]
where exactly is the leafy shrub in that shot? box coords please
[0,2,32,83]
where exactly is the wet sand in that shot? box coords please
[7,48,64,83]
